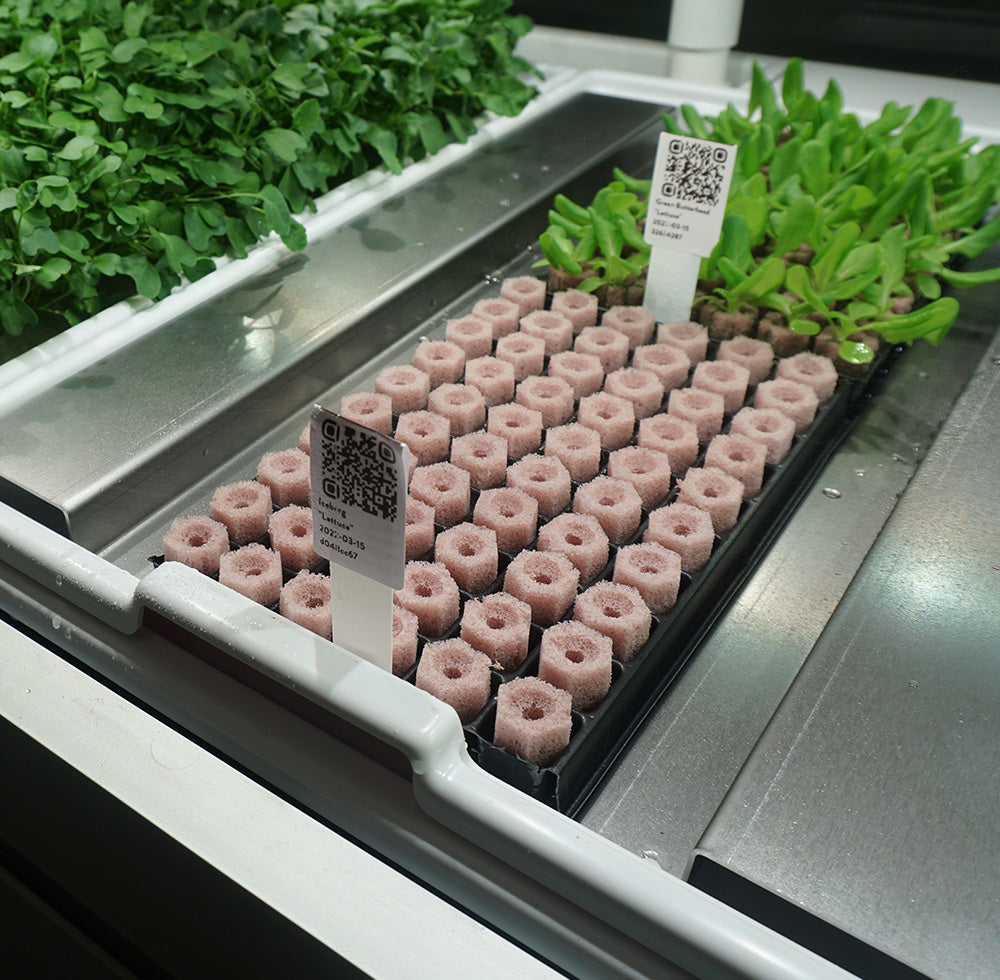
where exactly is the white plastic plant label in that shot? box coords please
[309,404,409,670]
[645,132,736,256]
[643,132,737,325]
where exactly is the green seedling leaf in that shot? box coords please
[789,316,821,336]
[874,296,959,345]
[781,59,804,113]
[749,62,780,125]
[838,340,875,365]
[939,266,1000,288]
[944,211,1000,259]
[771,195,820,257]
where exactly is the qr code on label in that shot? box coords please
[660,139,730,206]
[320,417,400,522]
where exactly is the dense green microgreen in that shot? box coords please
[537,59,1000,367]
[0,0,540,361]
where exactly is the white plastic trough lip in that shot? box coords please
[0,501,854,980]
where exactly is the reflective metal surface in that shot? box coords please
[684,272,1000,978]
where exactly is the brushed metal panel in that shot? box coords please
[690,294,1000,977]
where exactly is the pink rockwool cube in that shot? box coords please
[515,374,575,429]
[460,592,533,670]
[506,453,572,519]
[406,495,436,562]
[717,335,774,385]
[395,410,452,466]
[573,581,651,662]
[487,403,543,459]
[269,505,323,571]
[576,392,636,451]
[547,350,604,399]
[340,391,394,435]
[416,638,492,723]
[375,364,431,414]
[411,339,466,388]
[279,571,333,640]
[607,445,672,508]
[536,512,610,584]
[603,367,665,420]
[299,422,310,454]
[705,433,768,498]
[450,431,509,490]
[677,466,745,534]
[494,677,573,767]
[730,407,796,465]
[257,448,311,508]
[691,360,751,415]
[539,620,613,710]
[408,462,471,527]
[632,343,692,393]
[644,502,715,575]
[667,387,726,442]
[613,541,681,615]
[543,423,602,483]
[519,308,574,356]
[574,326,630,374]
[500,275,547,316]
[472,296,521,338]
[656,320,709,364]
[754,378,819,434]
[637,414,700,474]
[474,486,539,554]
[392,603,419,676]
[573,475,643,545]
[518,310,573,356]
[163,515,230,575]
[601,305,655,349]
[504,550,580,626]
[427,383,486,437]
[775,351,838,403]
[394,561,461,638]
[551,289,598,331]
[445,314,494,359]
[464,355,516,407]
[434,522,500,594]
[218,544,283,607]
[210,481,272,545]
[495,332,546,383]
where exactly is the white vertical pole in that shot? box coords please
[666,0,745,85]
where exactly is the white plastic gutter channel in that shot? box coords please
[0,502,857,980]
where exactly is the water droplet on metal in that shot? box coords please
[484,273,500,284]
[540,164,550,172]
[854,469,865,478]
[992,356,1000,366]
[641,849,660,861]
[55,574,62,587]
[498,198,511,209]
[51,616,61,631]
[916,370,929,380]
[890,453,905,463]
[822,487,842,499]
[510,171,521,181]
[909,679,919,689]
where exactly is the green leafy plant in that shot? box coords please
[536,59,1000,368]
[0,0,540,361]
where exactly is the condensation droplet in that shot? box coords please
[510,171,521,181]
[540,164,550,172]
[641,849,660,861]
[484,273,500,284]
[822,487,842,499]
[498,198,511,209]
[854,469,865,477]
[890,453,905,463]
[51,616,61,631]
[55,574,63,587]
[992,356,1000,366]
[916,370,929,380]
